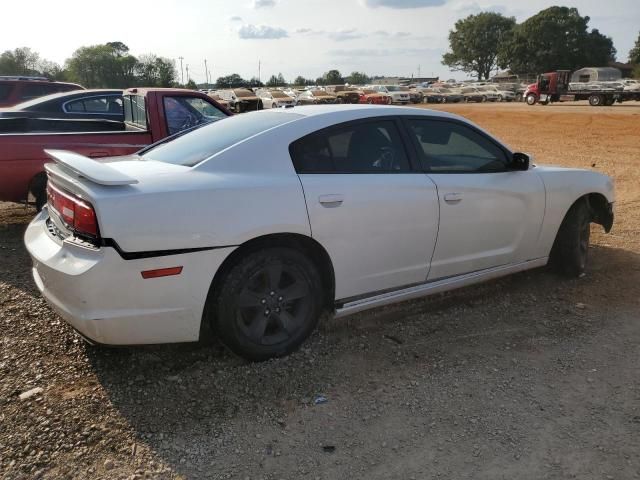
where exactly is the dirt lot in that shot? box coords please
[1,102,639,480]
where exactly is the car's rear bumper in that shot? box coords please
[25,209,235,345]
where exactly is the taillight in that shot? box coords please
[46,183,98,238]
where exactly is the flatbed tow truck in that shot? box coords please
[525,70,640,106]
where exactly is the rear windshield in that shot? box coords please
[141,111,302,166]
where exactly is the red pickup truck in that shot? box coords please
[0,88,231,208]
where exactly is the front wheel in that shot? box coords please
[550,200,591,277]
[211,248,323,361]
[526,94,537,105]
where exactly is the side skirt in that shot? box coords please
[334,257,548,319]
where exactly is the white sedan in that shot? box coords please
[25,105,614,361]
[256,89,296,108]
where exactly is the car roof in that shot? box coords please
[9,89,123,110]
[262,104,461,121]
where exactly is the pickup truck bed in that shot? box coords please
[0,88,230,207]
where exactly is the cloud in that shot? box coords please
[238,24,288,39]
[363,0,446,8]
[453,2,507,15]
[373,30,411,37]
[329,47,442,57]
[229,16,243,22]
[253,0,276,8]
[328,29,366,41]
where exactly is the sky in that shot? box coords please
[2,0,638,83]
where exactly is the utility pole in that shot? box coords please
[178,56,184,85]
[186,64,190,84]
[258,60,261,83]
[418,64,421,79]
[204,59,209,86]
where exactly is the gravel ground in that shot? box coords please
[1,102,639,480]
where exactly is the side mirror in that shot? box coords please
[510,152,530,171]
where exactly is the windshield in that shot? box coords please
[142,111,302,166]
[271,91,289,98]
[386,86,401,92]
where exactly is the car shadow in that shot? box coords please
[82,242,640,478]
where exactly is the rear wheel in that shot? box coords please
[497,94,503,102]
[29,173,47,212]
[550,200,591,277]
[589,94,603,106]
[211,248,323,361]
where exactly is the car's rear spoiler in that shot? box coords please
[44,149,138,186]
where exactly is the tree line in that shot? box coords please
[0,42,179,88]
[215,70,371,88]
[442,6,639,80]
[0,41,373,90]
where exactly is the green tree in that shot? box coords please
[266,72,286,87]
[323,69,343,85]
[499,7,616,74]
[215,74,248,88]
[0,47,42,75]
[248,77,264,87]
[442,12,516,80]
[135,54,177,87]
[629,32,640,64]
[345,71,370,85]
[185,79,198,90]
[293,75,308,86]
[66,42,138,87]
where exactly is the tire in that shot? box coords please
[604,97,615,106]
[29,173,47,212]
[589,94,603,107]
[481,95,487,103]
[497,95,503,102]
[549,200,591,277]
[515,93,523,102]
[211,247,323,361]
[367,98,374,104]
[526,94,537,105]
[336,97,344,104]
[271,103,278,109]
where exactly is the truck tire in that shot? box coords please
[549,200,591,277]
[526,94,537,105]
[211,247,323,361]
[604,97,615,106]
[589,94,603,106]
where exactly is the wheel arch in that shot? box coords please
[206,233,336,320]
[555,192,613,237]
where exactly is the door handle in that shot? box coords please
[318,194,344,208]
[444,192,463,204]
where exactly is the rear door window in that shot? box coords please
[290,119,411,173]
[65,96,123,114]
